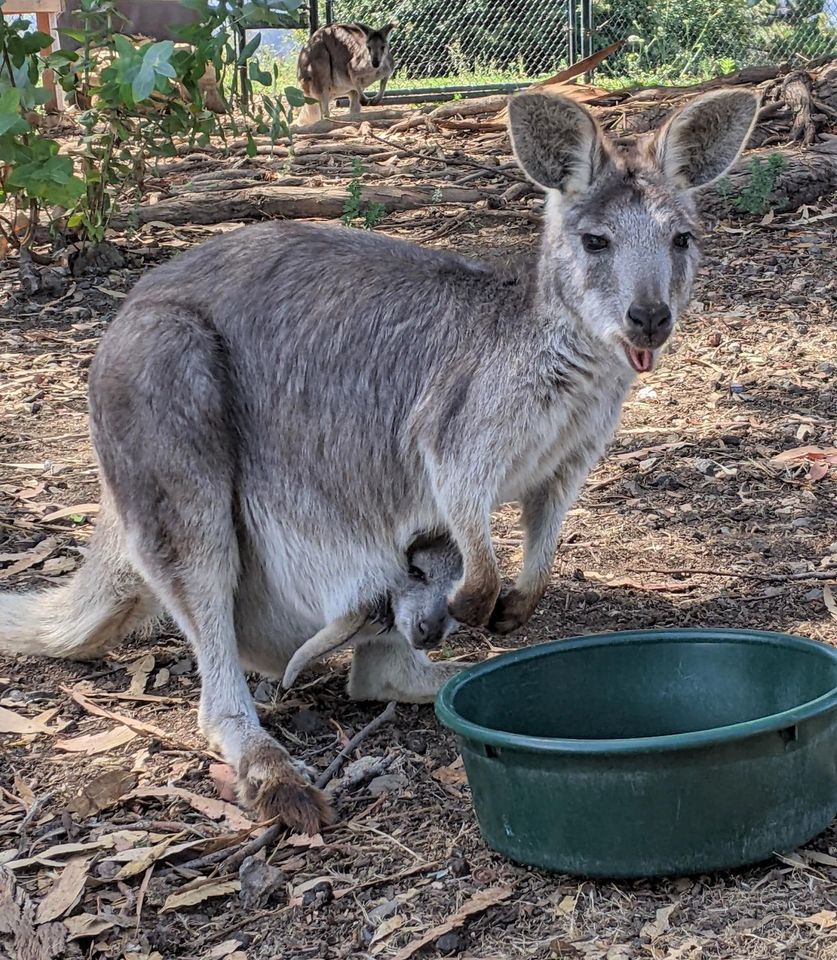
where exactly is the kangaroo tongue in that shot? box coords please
[626,345,653,373]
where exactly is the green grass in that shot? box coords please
[236,43,757,107]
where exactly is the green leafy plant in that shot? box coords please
[0,0,305,253]
[718,153,787,216]
[0,7,85,252]
[342,157,386,229]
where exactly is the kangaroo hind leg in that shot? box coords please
[89,303,332,833]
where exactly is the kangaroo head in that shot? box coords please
[357,22,395,70]
[508,89,759,374]
[391,531,462,650]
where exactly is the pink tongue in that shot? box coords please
[628,347,653,373]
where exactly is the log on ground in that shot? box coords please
[114,184,489,228]
[697,150,837,220]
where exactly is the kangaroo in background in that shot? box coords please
[282,532,462,690]
[297,22,395,124]
[0,89,758,834]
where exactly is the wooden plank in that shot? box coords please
[3,0,65,13]
[35,10,58,111]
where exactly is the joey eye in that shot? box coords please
[408,565,427,583]
[581,234,610,252]
[673,232,692,249]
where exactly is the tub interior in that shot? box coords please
[450,639,837,740]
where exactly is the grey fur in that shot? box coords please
[0,89,758,832]
[297,22,395,123]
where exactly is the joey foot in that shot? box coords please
[488,587,538,635]
[238,741,333,834]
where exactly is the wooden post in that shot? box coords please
[4,0,66,111]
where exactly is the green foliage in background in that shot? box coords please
[341,156,385,228]
[0,0,304,249]
[592,0,835,81]
[717,153,788,215]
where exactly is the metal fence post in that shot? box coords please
[567,0,578,65]
[580,0,593,78]
[309,0,319,34]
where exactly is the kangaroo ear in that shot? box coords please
[508,92,609,197]
[356,22,373,36]
[654,89,760,190]
[378,22,397,37]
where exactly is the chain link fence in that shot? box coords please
[320,0,836,97]
[591,0,837,85]
[325,0,571,96]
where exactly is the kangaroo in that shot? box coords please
[282,532,462,690]
[296,22,395,124]
[0,89,758,834]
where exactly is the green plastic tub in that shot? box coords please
[436,629,837,878]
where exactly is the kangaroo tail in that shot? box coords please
[0,499,157,660]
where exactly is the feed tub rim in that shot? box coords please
[436,628,837,756]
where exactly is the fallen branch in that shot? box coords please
[217,821,284,875]
[315,700,397,789]
[630,566,837,583]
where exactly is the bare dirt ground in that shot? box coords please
[0,137,836,959]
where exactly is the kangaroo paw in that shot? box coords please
[238,741,333,832]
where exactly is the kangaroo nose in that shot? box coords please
[628,301,672,338]
[415,615,446,649]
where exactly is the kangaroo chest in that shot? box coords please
[500,366,632,503]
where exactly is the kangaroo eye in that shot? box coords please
[408,565,427,583]
[673,232,691,249]
[582,234,610,252]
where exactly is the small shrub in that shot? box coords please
[342,157,386,229]
[729,153,787,215]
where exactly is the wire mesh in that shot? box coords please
[326,0,571,92]
[323,0,835,95]
[591,0,837,85]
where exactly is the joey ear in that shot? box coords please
[405,529,448,563]
[654,89,760,190]
[508,91,609,196]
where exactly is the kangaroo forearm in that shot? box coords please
[437,495,500,627]
[518,461,589,593]
[488,462,590,635]
[518,484,581,596]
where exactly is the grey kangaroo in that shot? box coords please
[0,89,758,834]
[283,532,461,690]
[297,22,395,124]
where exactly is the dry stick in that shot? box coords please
[315,700,397,789]
[631,566,837,582]
[332,857,443,900]
[325,117,524,182]
[173,826,267,875]
[218,821,285,875]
